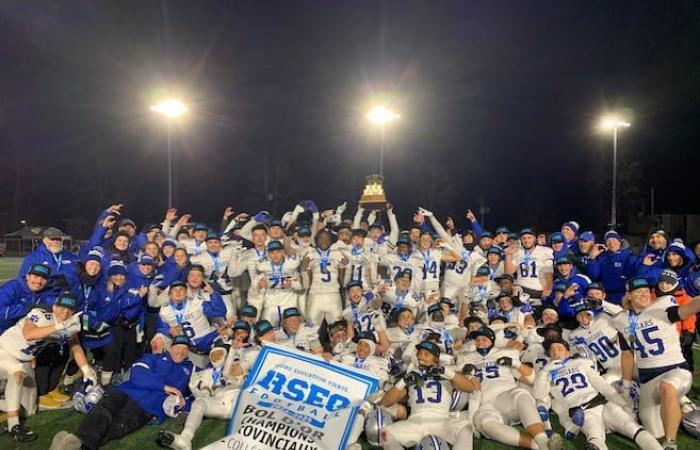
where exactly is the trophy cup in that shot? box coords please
[359,174,388,209]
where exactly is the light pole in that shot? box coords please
[600,116,631,227]
[151,98,187,208]
[366,106,400,177]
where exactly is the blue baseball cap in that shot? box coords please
[626,276,651,292]
[233,321,251,333]
[415,340,441,357]
[254,320,274,336]
[172,335,191,347]
[580,231,595,242]
[55,292,79,311]
[554,256,572,266]
[282,307,301,319]
[346,280,363,290]
[169,280,187,290]
[520,227,536,237]
[138,255,156,266]
[267,241,284,252]
[193,223,209,232]
[28,263,51,279]
[240,305,258,317]
[550,232,565,244]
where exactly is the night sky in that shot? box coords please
[1,1,699,236]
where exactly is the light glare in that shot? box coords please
[600,116,631,131]
[367,105,400,125]
[151,98,188,118]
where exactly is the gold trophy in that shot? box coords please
[359,174,388,209]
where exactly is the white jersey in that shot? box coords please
[406,371,455,415]
[386,326,419,358]
[521,341,550,371]
[380,252,414,282]
[457,347,520,402]
[340,354,390,384]
[568,314,621,371]
[339,246,376,289]
[306,248,344,294]
[513,245,553,292]
[535,357,603,408]
[191,247,239,291]
[443,249,486,287]
[410,249,444,293]
[611,296,686,377]
[250,258,302,307]
[0,308,79,362]
[462,280,500,306]
[181,238,207,256]
[159,296,216,341]
[274,324,322,352]
[381,287,422,316]
[342,296,386,334]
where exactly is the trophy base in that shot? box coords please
[359,196,388,210]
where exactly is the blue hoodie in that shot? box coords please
[555,268,591,318]
[586,247,635,304]
[117,352,193,423]
[0,278,58,334]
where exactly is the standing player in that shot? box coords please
[250,241,302,327]
[505,228,554,305]
[380,340,480,450]
[301,229,345,326]
[190,231,240,320]
[379,234,415,284]
[612,276,700,449]
[340,229,377,290]
[410,232,460,296]
[227,224,269,319]
[534,338,662,450]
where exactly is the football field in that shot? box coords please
[0,257,698,449]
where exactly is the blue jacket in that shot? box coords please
[686,268,700,296]
[119,264,156,323]
[555,269,591,318]
[117,352,193,423]
[72,279,120,349]
[631,245,667,285]
[152,260,190,290]
[18,243,79,291]
[586,247,635,304]
[0,279,57,334]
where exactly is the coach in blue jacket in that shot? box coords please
[0,263,55,333]
[586,231,635,304]
[18,227,78,291]
[49,335,193,450]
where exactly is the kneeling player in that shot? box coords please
[157,341,239,450]
[535,338,661,450]
[380,340,479,450]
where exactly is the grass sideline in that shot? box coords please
[0,257,699,449]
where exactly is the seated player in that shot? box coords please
[380,340,480,450]
[274,307,323,355]
[157,341,239,450]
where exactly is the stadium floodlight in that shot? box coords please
[366,105,400,125]
[150,98,187,118]
[599,115,632,228]
[151,98,188,208]
[366,106,400,177]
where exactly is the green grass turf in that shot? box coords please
[0,257,23,283]
[0,256,699,449]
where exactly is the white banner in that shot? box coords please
[202,343,379,450]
